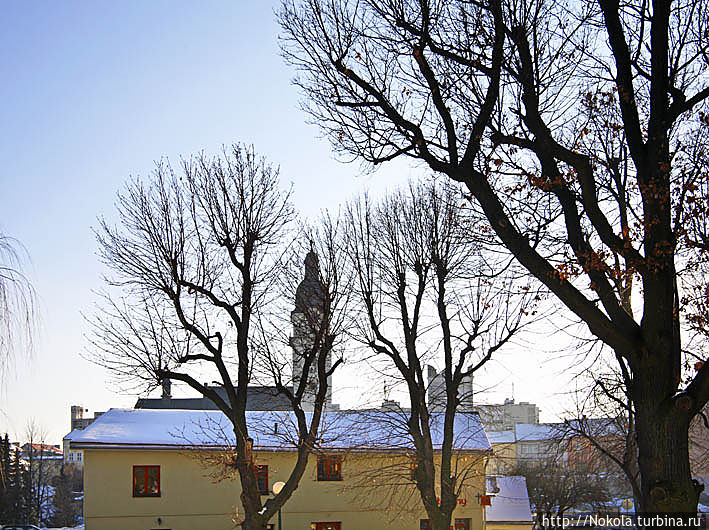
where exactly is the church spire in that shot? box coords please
[294,250,326,313]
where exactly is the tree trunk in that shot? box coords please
[241,518,269,530]
[429,512,453,530]
[633,364,703,518]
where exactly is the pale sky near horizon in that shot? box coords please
[0,1,580,445]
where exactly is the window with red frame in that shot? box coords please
[255,465,269,495]
[133,465,160,497]
[311,523,341,530]
[317,455,342,481]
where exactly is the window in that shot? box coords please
[317,455,342,481]
[454,519,471,530]
[255,465,269,495]
[311,523,341,530]
[266,525,274,530]
[409,460,418,481]
[133,465,160,497]
[420,520,431,530]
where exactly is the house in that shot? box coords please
[513,423,565,463]
[486,430,516,474]
[70,407,492,530]
[64,406,106,468]
[20,442,64,481]
[63,429,85,468]
[485,476,534,530]
[21,442,63,459]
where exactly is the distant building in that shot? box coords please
[291,250,334,411]
[426,365,474,412]
[64,406,105,468]
[474,399,540,432]
[21,442,64,482]
[70,405,105,431]
[424,371,540,432]
[21,442,63,459]
[513,423,564,462]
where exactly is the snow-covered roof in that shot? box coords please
[70,408,491,452]
[486,476,534,523]
[563,417,622,437]
[487,430,515,444]
[63,429,83,442]
[514,423,562,442]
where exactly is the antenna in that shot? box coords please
[512,381,515,401]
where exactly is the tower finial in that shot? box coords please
[304,249,319,280]
[295,250,325,312]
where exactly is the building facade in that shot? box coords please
[64,406,105,468]
[71,408,491,530]
[475,400,540,433]
[427,366,474,413]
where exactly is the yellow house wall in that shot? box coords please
[488,443,516,475]
[83,448,486,530]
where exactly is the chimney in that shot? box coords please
[162,378,172,399]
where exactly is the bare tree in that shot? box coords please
[0,233,37,378]
[344,181,536,530]
[22,421,54,526]
[90,145,347,530]
[279,0,709,514]
[513,455,613,529]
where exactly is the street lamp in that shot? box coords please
[272,481,285,530]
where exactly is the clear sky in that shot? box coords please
[0,1,576,444]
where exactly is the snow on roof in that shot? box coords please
[63,429,83,442]
[563,417,622,437]
[486,476,534,523]
[70,408,492,452]
[487,430,515,444]
[514,423,562,442]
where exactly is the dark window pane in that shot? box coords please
[255,465,269,495]
[133,467,145,496]
[147,467,159,495]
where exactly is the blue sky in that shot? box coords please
[0,1,571,444]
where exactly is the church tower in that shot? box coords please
[291,250,332,411]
